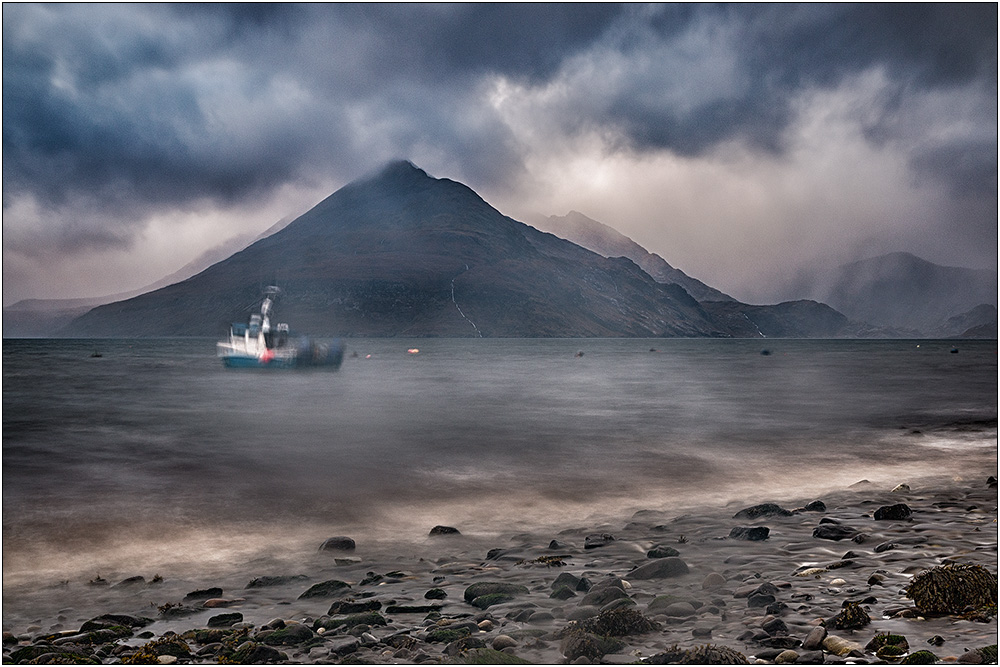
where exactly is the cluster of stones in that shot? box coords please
[3,481,996,665]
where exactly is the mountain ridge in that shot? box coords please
[63,161,728,338]
[537,211,735,303]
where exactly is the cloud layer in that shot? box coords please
[3,4,996,304]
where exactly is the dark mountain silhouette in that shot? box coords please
[794,252,997,335]
[537,211,735,302]
[66,162,729,338]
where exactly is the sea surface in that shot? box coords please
[3,337,997,590]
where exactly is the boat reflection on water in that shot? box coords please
[216,287,343,369]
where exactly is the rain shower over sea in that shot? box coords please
[3,337,996,594]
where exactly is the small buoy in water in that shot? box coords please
[575,351,584,357]
[408,348,420,354]
[365,354,372,359]
[649,348,657,352]
[760,349,771,356]
[950,348,959,354]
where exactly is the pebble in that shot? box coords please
[775,649,799,664]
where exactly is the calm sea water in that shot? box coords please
[3,338,997,586]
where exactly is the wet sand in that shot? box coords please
[3,472,997,664]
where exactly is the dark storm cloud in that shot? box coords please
[2,3,996,276]
[589,4,997,156]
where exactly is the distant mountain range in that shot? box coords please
[3,161,995,339]
[789,252,996,336]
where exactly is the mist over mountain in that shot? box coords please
[2,218,291,337]
[789,252,997,336]
[536,211,735,303]
[65,162,727,338]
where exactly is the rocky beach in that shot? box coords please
[3,473,996,665]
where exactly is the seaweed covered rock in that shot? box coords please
[258,622,315,646]
[644,644,750,664]
[426,627,472,644]
[559,629,626,661]
[958,645,999,664]
[828,601,871,629]
[572,607,661,637]
[904,563,998,615]
[866,632,909,653]
[901,650,939,664]
[230,641,285,663]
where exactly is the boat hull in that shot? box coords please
[218,340,344,369]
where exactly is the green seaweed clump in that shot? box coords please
[876,644,907,659]
[643,644,750,664]
[575,608,661,637]
[900,650,938,665]
[426,627,472,644]
[904,563,997,615]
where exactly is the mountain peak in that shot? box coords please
[374,159,429,181]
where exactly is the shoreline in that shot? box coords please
[3,472,997,665]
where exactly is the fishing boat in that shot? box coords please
[217,287,343,369]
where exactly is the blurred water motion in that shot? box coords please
[3,338,996,583]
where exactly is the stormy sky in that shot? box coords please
[3,3,997,306]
